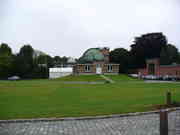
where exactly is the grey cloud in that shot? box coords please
[0,0,180,58]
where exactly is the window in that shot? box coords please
[85,65,90,72]
[108,65,113,72]
[96,64,101,68]
[148,63,155,75]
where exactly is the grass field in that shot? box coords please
[0,74,180,120]
[55,74,104,82]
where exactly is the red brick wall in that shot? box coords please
[75,64,96,74]
[138,65,180,76]
[158,66,180,76]
[73,64,119,74]
[138,68,148,76]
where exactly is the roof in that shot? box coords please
[160,64,180,68]
[78,48,105,63]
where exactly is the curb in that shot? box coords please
[1,107,180,123]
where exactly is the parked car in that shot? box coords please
[144,75,158,80]
[8,76,20,81]
[129,74,139,78]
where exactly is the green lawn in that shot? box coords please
[54,75,105,82]
[105,74,139,81]
[0,75,180,120]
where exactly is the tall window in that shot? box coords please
[148,64,155,75]
[96,64,101,68]
[108,65,113,72]
[85,65,90,72]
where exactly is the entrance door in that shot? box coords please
[148,63,155,75]
[96,64,102,74]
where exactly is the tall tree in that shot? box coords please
[110,48,130,73]
[53,56,61,66]
[36,55,54,68]
[130,32,168,68]
[16,45,34,78]
[0,43,13,78]
[0,43,12,55]
[160,44,179,65]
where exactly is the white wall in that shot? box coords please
[49,67,73,79]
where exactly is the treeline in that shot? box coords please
[110,32,180,73]
[1,32,179,78]
[0,44,69,79]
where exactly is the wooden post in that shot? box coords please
[166,92,171,106]
[160,110,168,135]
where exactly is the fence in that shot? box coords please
[160,108,180,135]
[160,91,180,135]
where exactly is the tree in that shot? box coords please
[53,56,68,67]
[53,56,61,66]
[60,56,68,66]
[0,43,12,55]
[110,48,130,73]
[0,43,13,79]
[19,45,34,61]
[36,55,54,68]
[130,32,168,68]
[160,44,179,65]
[16,45,34,78]
[160,47,169,65]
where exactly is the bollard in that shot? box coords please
[160,110,168,135]
[166,92,171,106]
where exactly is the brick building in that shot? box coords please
[73,47,119,75]
[138,58,180,77]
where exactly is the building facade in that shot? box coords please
[73,47,119,75]
[138,58,180,77]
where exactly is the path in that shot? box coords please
[100,75,115,83]
[60,81,104,84]
[0,113,159,135]
[0,110,180,135]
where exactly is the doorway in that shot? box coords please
[148,63,155,75]
[96,64,102,74]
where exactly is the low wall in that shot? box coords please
[49,67,73,79]
[49,72,72,79]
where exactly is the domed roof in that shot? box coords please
[78,48,105,63]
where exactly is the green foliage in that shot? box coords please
[0,44,50,79]
[53,56,68,66]
[160,44,179,65]
[0,55,13,78]
[15,45,34,78]
[0,43,13,79]
[110,48,130,73]
[53,56,61,65]
[130,32,168,68]
[0,32,180,79]
[0,43,12,55]
[36,55,54,67]
[19,45,33,59]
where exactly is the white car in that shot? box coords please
[129,74,139,78]
[8,76,20,81]
[144,75,157,80]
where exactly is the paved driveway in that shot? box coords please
[0,110,179,135]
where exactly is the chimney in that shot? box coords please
[100,47,110,63]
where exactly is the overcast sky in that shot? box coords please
[0,0,180,58]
